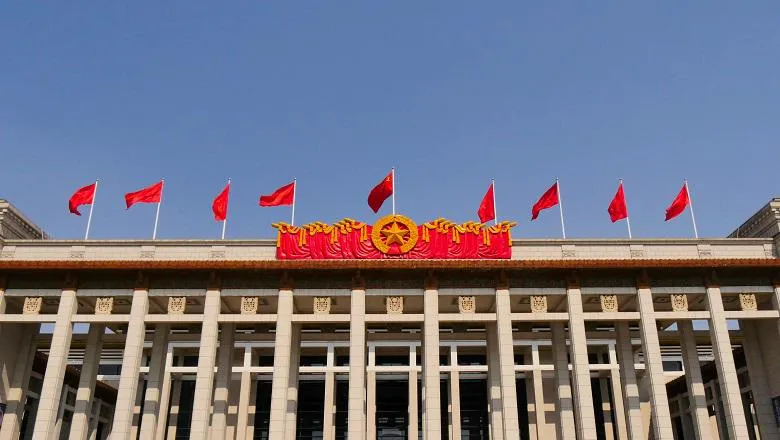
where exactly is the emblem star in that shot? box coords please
[381,222,409,246]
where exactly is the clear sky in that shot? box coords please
[1,2,778,240]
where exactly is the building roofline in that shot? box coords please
[0,257,778,271]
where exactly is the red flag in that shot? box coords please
[608,182,628,223]
[212,182,230,221]
[125,181,163,209]
[665,183,689,221]
[477,182,495,223]
[68,183,96,216]
[260,181,295,207]
[368,171,393,213]
[531,182,559,220]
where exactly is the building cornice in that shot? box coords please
[0,257,778,271]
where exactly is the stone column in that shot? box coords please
[409,363,419,440]
[607,344,629,440]
[323,367,336,440]
[566,284,598,440]
[423,285,442,440]
[32,288,77,439]
[635,286,673,440]
[678,320,713,440]
[348,285,367,440]
[598,378,614,440]
[165,378,183,440]
[247,378,258,439]
[615,322,643,440]
[71,324,105,440]
[269,288,295,440]
[741,320,780,440]
[486,325,505,440]
[495,287,520,440]
[0,326,37,440]
[190,288,222,440]
[705,285,751,439]
[154,346,174,440]
[139,324,170,439]
[284,325,301,440]
[236,348,253,439]
[110,288,150,440]
[367,370,376,440]
[211,323,235,440]
[551,323,575,440]
[449,371,462,440]
[531,369,546,440]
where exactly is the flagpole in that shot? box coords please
[152,179,164,240]
[491,179,497,225]
[556,178,566,239]
[291,178,297,226]
[221,178,230,240]
[684,179,699,239]
[621,179,633,239]
[391,167,396,215]
[84,179,98,240]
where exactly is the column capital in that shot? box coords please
[64,271,78,290]
[352,271,365,290]
[566,271,580,289]
[636,270,650,289]
[705,271,721,288]
[207,271,221,290]
[497,271,510,290]
[280,272,294,290]
[134,271,149,289]
[425,270,437,290]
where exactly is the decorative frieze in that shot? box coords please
[600,294,618,313]
[313,297,332,314]
[95,297,113,315]
[530,295,547,313]
[23,296,42,315]
[670,294,688,312]
[738,293,757,311]
[241,297,258,315]
[386,296,404,314]
[457,296,475,314]
[168,297,186,314]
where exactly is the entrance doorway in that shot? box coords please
[376,380,408,440]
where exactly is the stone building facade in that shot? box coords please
[0,198,778,440]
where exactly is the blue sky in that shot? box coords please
[1,2,778,240]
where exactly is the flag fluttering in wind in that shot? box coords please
[212,181,230,221]
[665,184,689,221]
[368,170,394,214]
[531,182,560,220]
[125,181,163,209]
[69,183,97,216]
[665,180,698,238]
[608,181,628,223]
[260,180,297,225]
[259,181,295,207]
[213,179,231,239]
[532,180,566,238]
[125,180,164,239]
[69,181,99,239]
[477,180,496,224]
[608,180,632,238]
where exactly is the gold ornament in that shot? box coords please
[371,214,419,254]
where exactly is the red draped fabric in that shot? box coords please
[273,219,515,260]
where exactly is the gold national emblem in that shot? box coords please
[371,214,419,254]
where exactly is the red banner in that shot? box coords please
[273,215,515,260]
